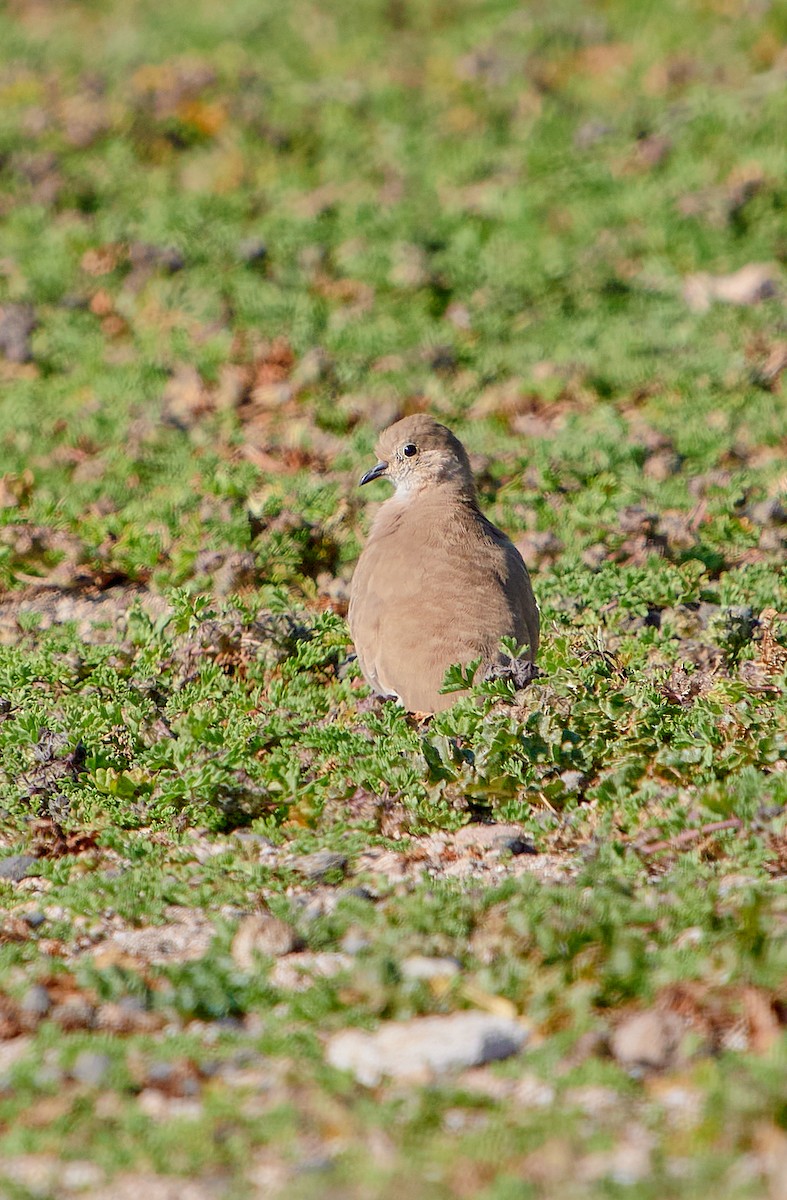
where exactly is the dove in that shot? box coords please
[349,414,539,713]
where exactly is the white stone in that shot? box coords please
[326,1011,528,1085]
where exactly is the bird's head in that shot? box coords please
[359,414,476,500]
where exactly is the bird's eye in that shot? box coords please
[403,443,418,457]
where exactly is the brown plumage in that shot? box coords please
[349,415,539,713]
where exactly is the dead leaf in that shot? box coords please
[739,608,787,693]
[176,99,226,137]
[131,57,217,120]
[161,364,212,429]
[744,987,781,1054]
[661,664,715,706]
[213,362,251,409]
[748,339,787,391]
[644,55,697,95]
[89,289,114,317]
[0,994,27,1039]
[81,244,125,276]
[0,470,34,509]
[658,981,786,1054]
[19,731,86,806]
[29,817,100,860]
[573,43,633,79]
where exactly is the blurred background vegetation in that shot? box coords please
[0,0,785,598]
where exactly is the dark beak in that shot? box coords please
[359,460,388,486]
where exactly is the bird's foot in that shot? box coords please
[483,658,541,689]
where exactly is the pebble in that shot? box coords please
[610,1010,684,1073]
[512,1073,556,1108]
[61,1161,106,1191]
[648,1079,704,1128]
[564,1084,621,1116]
[95,999,162,1035]
[0,855,38,882]
[0,1037,33,1082]
[50,998,96,1031]
[559,771,585,794]
[238,238,268,264]
[293,850,349,883]
[0,1155,103,1194]
[453,823,527,852]
[70,1050,111,1087]
[582,1135,653,1185]
[505,836,538,855]
[106,909,214,965]
[22,910,46,929]
[270,951,350,993]
[339,927,371,955]
[20,985,51,1019]
[14,876,51,893]
[400,955,461,981]
[749,498,787,526]
[137,1090,203,1121]
[33,1063,66,1088]
[231,913,301,968]
[326,1011,528,1085]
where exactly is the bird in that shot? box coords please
[348,414,539,713]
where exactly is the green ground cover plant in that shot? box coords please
[0,0,786,1195]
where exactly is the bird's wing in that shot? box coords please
[504,538,540,658]
[348,540,401,700]
[479,514,540,659]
